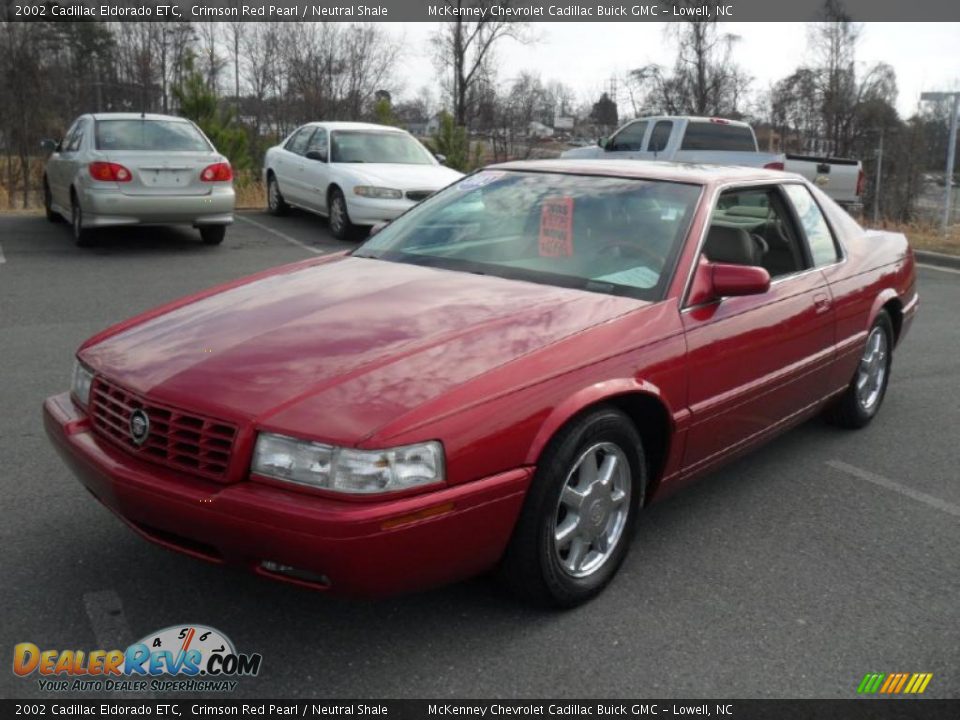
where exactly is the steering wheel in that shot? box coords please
[596,239,664,267]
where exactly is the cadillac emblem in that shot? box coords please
[129,409,150,446]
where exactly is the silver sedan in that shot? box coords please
[42,113,235,246]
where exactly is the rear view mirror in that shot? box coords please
[40,139,58,153]
[434,153,447,165]
[597,137,608,149]
[305,150,326,162]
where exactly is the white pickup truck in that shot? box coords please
[562,116,864,210]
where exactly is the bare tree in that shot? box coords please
[627,10,751,118]
[430,2,528,126]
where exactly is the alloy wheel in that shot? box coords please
[856,326,888,412]
[552,442,631,578]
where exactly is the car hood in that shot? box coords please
[80,257,643,444]
[335,163,463,191]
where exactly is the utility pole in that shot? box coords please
[873,127,883,225]
[921,91,960,234]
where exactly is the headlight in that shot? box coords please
[353,186,403,200]
[251,433,444,494]
[71,360,95,407]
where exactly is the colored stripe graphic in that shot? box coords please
[858,672,932,694]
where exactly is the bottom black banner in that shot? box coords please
[4,700,960,720]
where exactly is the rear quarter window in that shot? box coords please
[783,184,841,266]
[680,123,757,152]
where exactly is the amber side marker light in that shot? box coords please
[381,502,455,530]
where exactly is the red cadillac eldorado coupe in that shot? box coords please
[44,160,918,606]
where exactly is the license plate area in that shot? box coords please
[143,168,193,188]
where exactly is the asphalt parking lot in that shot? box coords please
[1,210,958,700]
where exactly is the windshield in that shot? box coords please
[330,130,434,165]
[95,120,211,152]
[356,170,701,300]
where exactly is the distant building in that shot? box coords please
[528,121,555,139]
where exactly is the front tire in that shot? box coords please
[71,196,94,247]
[500,407,646,608]
[199,225,227,245]
[267,173,289,216]
[826,310,894,429]
[44,178,61,223]
[328,187,357,241]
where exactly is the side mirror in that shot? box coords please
[712,263,771,297]
[304,150,326,162]
[597,137,608,149]
[40,139,58,153]
[369,221,389,237]
[434,153,447,165]
[687,258,770,306]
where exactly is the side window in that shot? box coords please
[284,127,315,156]
[681,122,757,151]
[304,128,327,159]
[63,120,84,152]
[647,121,673,153]
[783,184,840,267]
[608,121,648,152]
[706,187,810,278]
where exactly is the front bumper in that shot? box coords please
[43,393,531,596]
[345,195,418,225]
[80,186,235,227]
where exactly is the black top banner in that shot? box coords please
[3,0,960,22]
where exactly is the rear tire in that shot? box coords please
[199,225,227,245]
[499,407,646,608]
[267,173,289,216]
[44,179,61,223]
[71,195,94,247]
[825,311,894,429]
[328,187,357,241]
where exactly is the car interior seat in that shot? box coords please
[704,224,764,266]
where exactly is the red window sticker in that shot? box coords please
[539,197,574,257]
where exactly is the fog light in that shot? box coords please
[259,560,330,587]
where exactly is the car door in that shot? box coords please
[298,127,329,213]
[680,184,836,472]
[48,118,83,208]
[273,126,316,206]
[600,120,649,159]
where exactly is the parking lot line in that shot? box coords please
[826,460,960,517]
[237,214,326,255]
[918,263,960,275]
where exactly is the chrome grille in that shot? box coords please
[90,376,237,482]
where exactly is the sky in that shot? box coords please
[390,22,960,118]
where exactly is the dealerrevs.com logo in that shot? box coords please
[13,624,262,693]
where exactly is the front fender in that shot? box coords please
[523,378,674,466]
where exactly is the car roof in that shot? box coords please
[308,121,408,132]
[88,113,193,123]
[635,115,753,127]
[486,159,802,186]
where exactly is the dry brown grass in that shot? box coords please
[864,219,960,256]
[234,180,267,210]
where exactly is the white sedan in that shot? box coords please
[263,122,463,239]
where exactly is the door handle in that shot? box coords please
[813,293,832,314]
